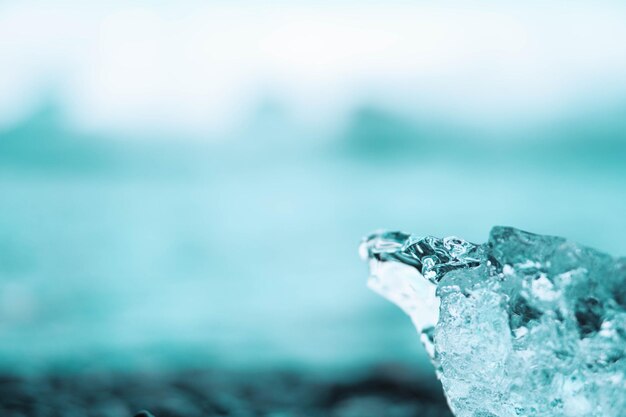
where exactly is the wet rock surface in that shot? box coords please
[0,366,452,417]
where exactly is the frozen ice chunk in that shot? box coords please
[361,227,626,417]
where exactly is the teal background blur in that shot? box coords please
[1,1,626,374]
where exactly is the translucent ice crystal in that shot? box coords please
[360,227,626,417]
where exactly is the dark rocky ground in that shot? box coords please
[0,366,453,417]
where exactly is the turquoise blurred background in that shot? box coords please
[1,1,626,374]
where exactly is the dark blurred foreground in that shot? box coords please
[0,366,452,417]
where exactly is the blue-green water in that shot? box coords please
[1,104,626,373]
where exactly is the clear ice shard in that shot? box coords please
[360,227,626,417]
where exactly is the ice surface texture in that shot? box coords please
[361,227,626,417]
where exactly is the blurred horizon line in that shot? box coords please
[2,95,626,175]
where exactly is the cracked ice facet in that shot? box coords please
[361,226,626,417]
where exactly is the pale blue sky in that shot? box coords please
[2,1,626,138]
